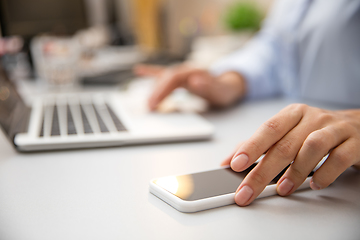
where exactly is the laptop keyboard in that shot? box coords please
[39,98,126,137]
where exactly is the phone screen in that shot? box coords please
[153,163,314,201]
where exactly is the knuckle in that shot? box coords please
[316,111,334,124]
[320,112,332,121]
[287,103,307,113]
[263,119,281,133]
[304,132,327,152]
[274,139,294,159]
[289,165,305,180]
[338,121,358,137]
[250,170,268,185]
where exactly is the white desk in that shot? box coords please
[0,98,359,240]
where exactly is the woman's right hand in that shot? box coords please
[134,64,247,111]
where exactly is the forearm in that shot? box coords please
[210,0,293,100]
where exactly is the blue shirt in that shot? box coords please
[210,0,360,106]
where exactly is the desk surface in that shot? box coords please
[0,98,359,240]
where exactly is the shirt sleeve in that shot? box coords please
[209,0,289,100]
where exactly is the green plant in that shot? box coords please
[224,1,262,31]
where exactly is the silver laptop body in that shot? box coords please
[0,69,213,152]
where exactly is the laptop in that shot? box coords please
[0,68,213,152]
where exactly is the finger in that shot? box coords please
[149,69,203,110]
[234,116,317,206]
[133,64,164,77]
[148,69,183,110]
[231,104,305,172]
[310,138,360,190]
[221,142,245,166]
[277,124,351,196]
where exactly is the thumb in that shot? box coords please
[186,73,213,98]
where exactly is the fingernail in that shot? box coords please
[310,179,321,190]
[235,185,253,206]
[231,154,249,171]
[277,178,294,196]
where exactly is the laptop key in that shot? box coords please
[39,118,44,137]
[93,104,109,133]
[67,105,77,135]
[106,104,127,131]
[51,105,60,136]
[80,105,93,134]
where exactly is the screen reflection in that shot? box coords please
[154,164,257,201]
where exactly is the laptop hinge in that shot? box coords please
[9,103,31,143]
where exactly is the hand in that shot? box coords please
[133,64,247,110]
[222,104,360,206]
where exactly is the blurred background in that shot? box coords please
[0,0,274,88]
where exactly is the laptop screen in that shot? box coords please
[0,67,29,139]
[0,0,87,38]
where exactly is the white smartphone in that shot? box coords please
[149,163,314,213]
